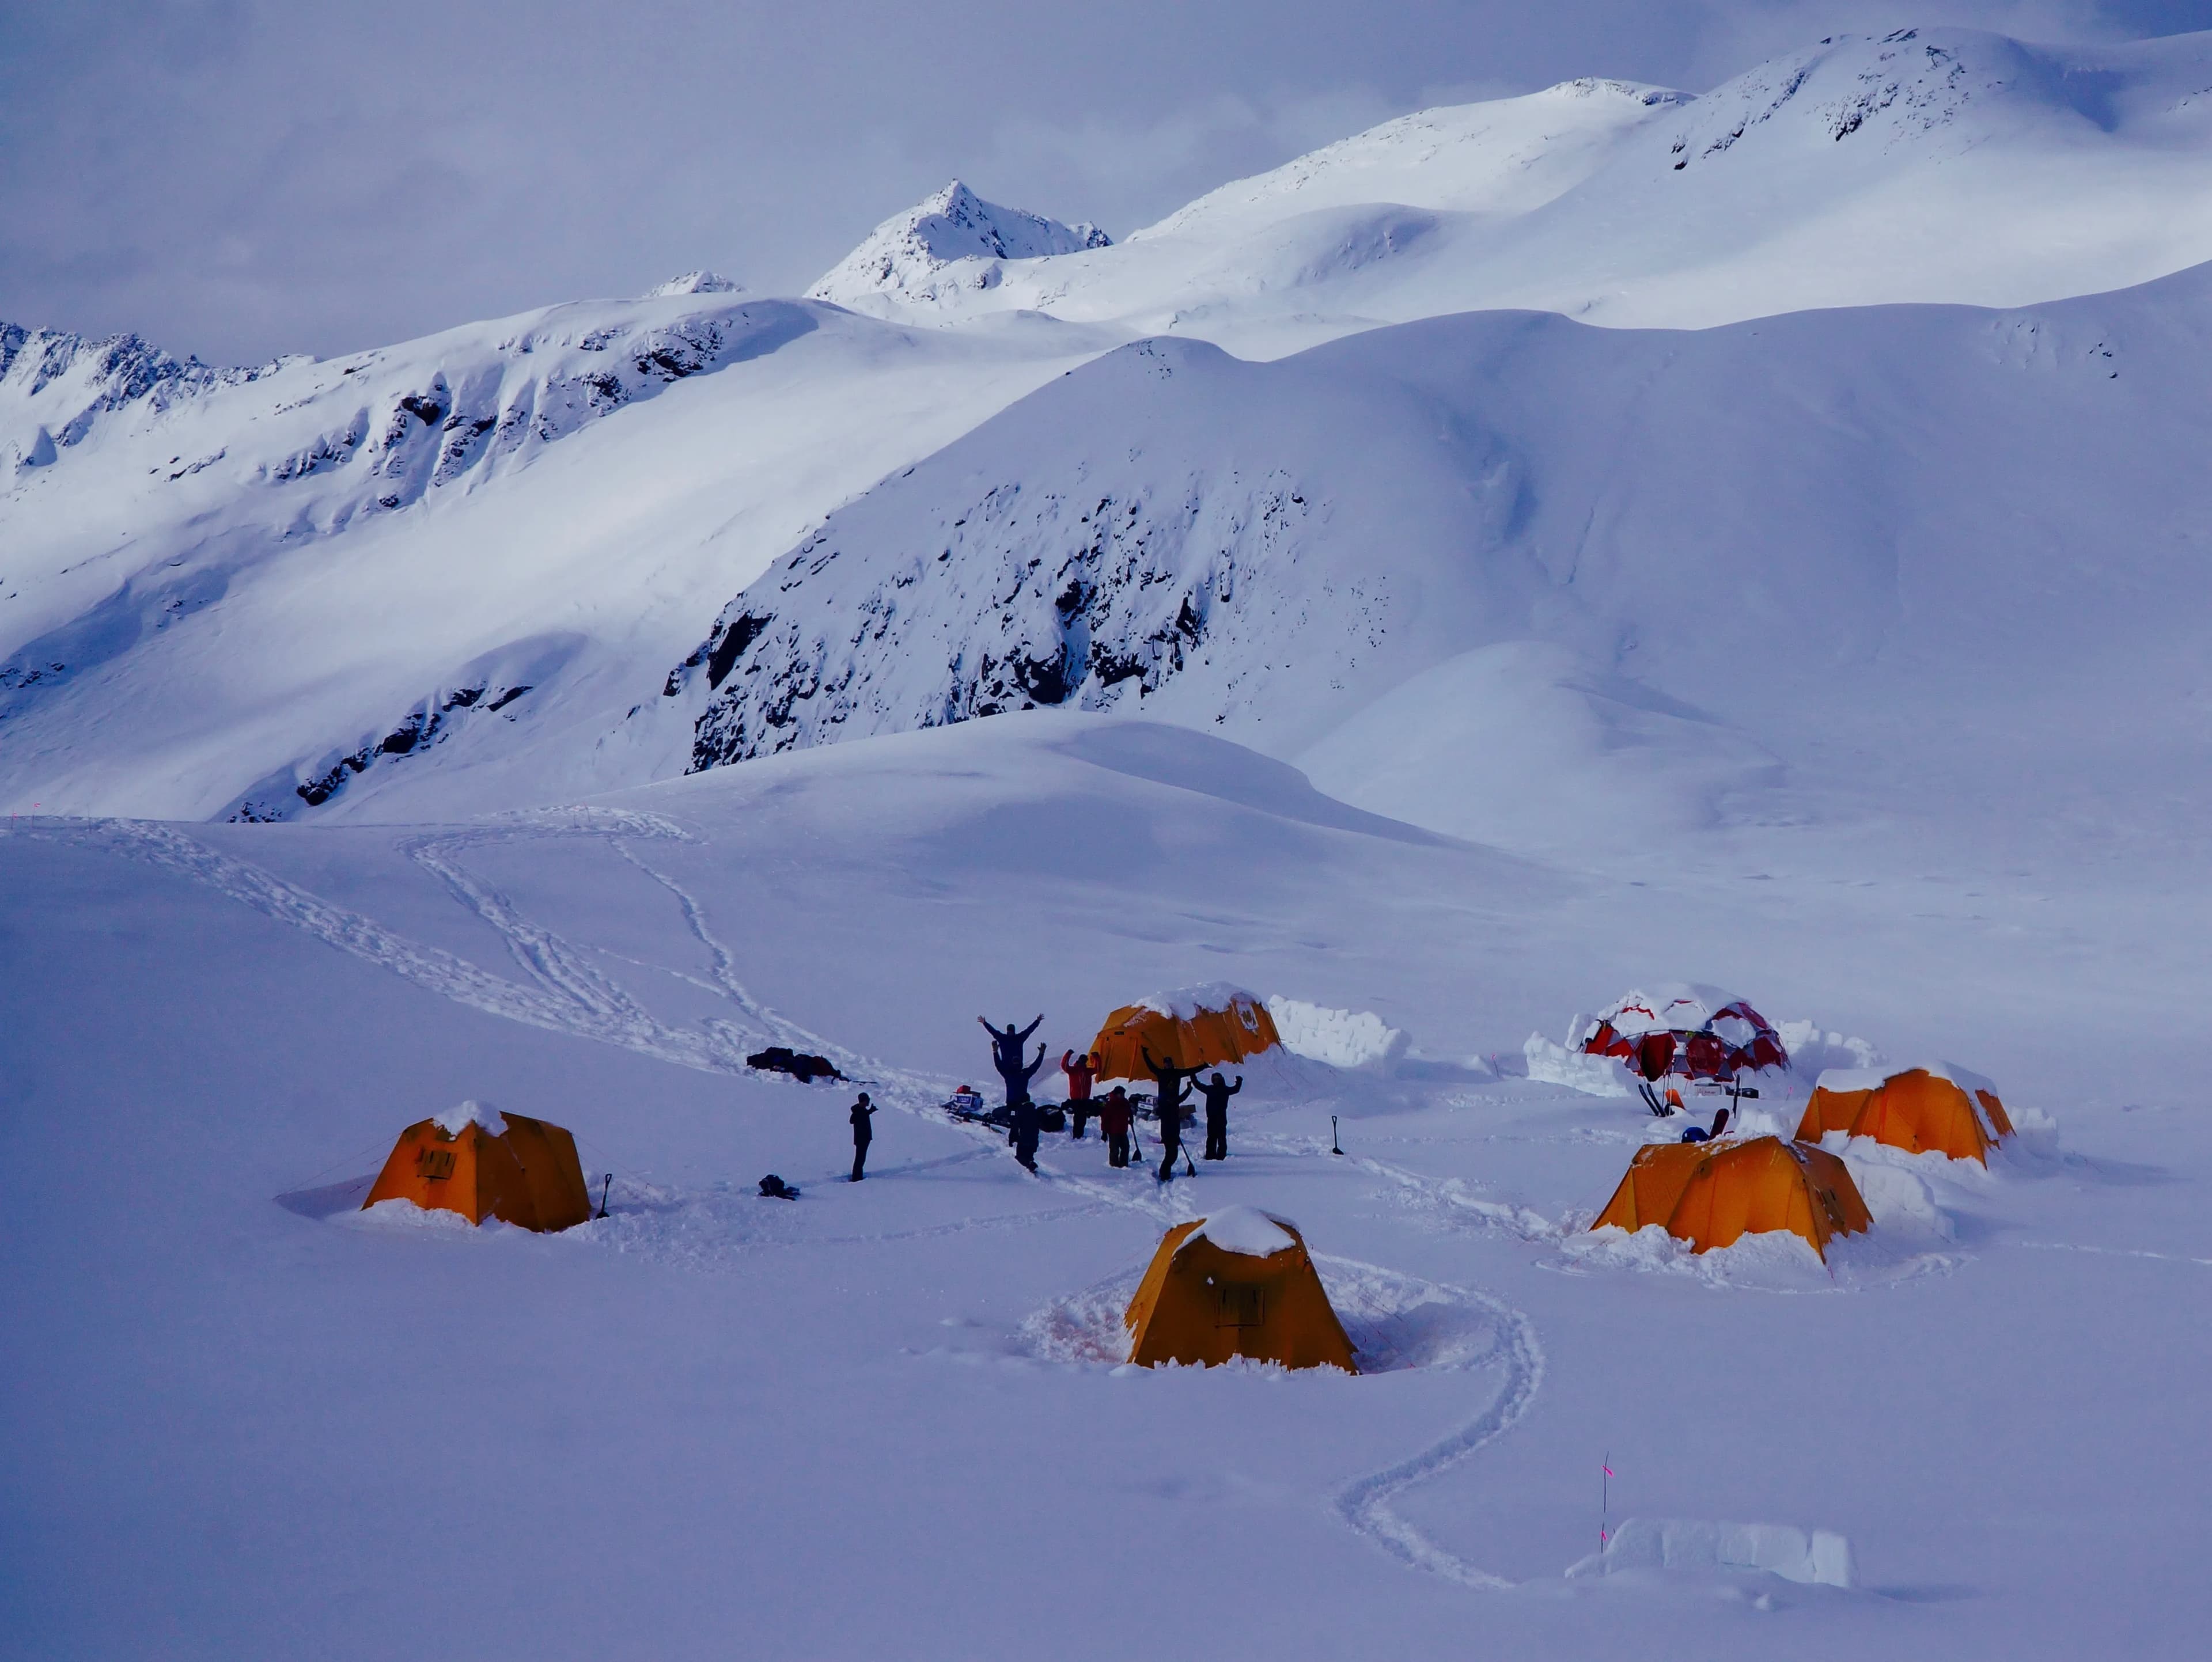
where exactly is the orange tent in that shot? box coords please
[1592,1136,1871,1259]
[1091,984,1279,1085]
[363,1102,593,1231]
[1124,1208,1357,1372]
[1796,1067,2012,1164]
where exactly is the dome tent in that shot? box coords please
[1796,1064,2013,1164]
[362,1101,593,1232]
[1591,1135,1870,1259]
[1090,982,1280,1086]
[1579,984,1787,1080]
[1123,1208,1357,1372]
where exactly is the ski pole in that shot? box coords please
[1331,1115,1344,1156]
[597,1174,612,1219]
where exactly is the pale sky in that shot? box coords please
[4,0,2206,362]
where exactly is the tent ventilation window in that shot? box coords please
[1214,1285,1265,1329]
[416,1148,456,1180]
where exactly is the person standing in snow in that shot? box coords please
[1199,1072,1241,1160]
[1061,1049,1098,1139]
[849,1091,877,1181]
[1142,1047,1191,1181]
[998,1042,1047,1132]
[1011,1097,1043,1173]
[1099,1086,1134,1168]
[979,1014,1044,1109]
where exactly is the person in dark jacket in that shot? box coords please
[999,1045,1047,1136]
[849,1091,877,1181]
[980,1014,1042,1072]
[1141,1047,1191,1181]
[1061,1049,1098,1137]
[1199,1072,1241,1160]
[1012,1097,1043,1172]
[980,1015,1044,1108]
[1098,1086,1134,1168]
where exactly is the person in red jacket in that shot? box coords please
[1061,1049,1099,1139]
[1097,1086,1135,1168]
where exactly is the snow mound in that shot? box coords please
[809,181,1110,310]
[1835,1151,1953,1237]
[1523,1033,1631,1098]
[1562,1221,1961,1291]
[1180,1206,1296,1258]
[1265,996,1406,1071]
[1775,1021,1885,1077]
[1567,1518,1854,1588]
[351,1198,483,1233]
[433,1099,507,1136]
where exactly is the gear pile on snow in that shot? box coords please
[745,1046,844,1083]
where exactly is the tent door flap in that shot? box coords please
[1214,1285,1264,1329]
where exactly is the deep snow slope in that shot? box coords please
[5,712,2209,1660]
[672,264,2212,869]
[823,29,2212,352]
[0,287,1116,821]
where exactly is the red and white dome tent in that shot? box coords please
[1578,984,1789,1111]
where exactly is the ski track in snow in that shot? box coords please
[62,813,1547,1593]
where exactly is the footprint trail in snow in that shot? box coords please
[66,813,1547,1593]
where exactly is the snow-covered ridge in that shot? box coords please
[1135,75,1689,241]
[1,321,269,472]
[672,268,2212,805]
[0,289,834,822]
[809,180,1110,310]
[807,28,2212,349]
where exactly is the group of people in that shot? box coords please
[833,1015,1250,1187]
[978,1016,1241,1181]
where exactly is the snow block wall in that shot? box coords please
[1567,1518,1855,1587]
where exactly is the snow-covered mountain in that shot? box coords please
[10,24,2212,833]
[813,29,2212,353]
[809,180,1111,312]
[0,287,1113,821]
[667,268,2212,860]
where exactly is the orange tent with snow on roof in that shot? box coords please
[1124,1208,1357,1372]
[1591,1135,1870,1259]
[1091,984,1280,1086]
[362,1101,593,1231]
[1796,1064,2013,1164]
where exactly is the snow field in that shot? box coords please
[9,21,2212,1657]
[7,709,2210,1658]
